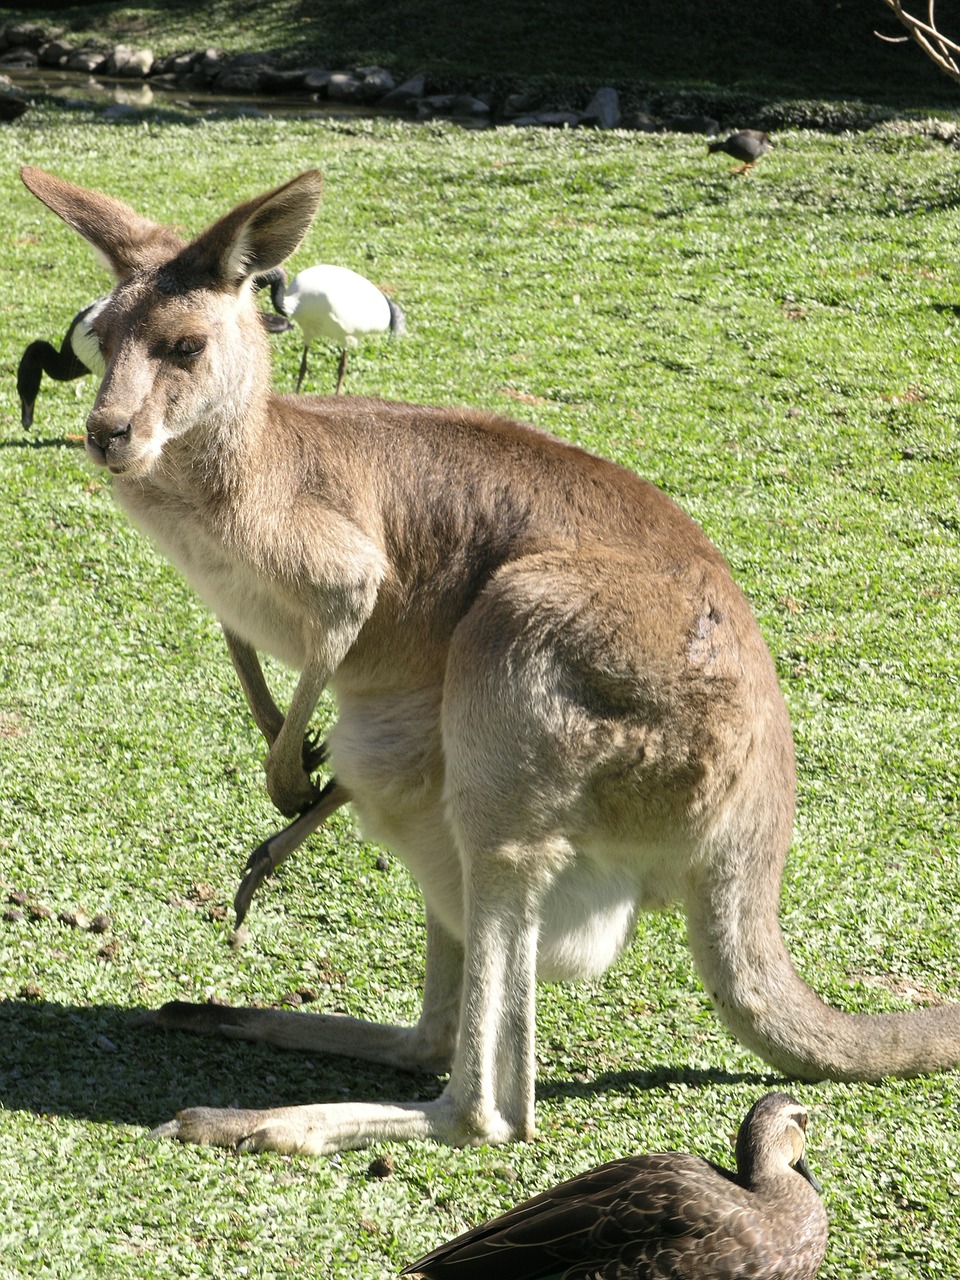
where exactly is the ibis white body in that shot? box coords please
[280,264,405,393]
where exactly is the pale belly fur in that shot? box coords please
[329,689,678,984]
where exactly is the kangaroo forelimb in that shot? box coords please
[234,777,350,926]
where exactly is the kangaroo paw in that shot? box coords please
[301,731,328,774]
[151,1106,287,1151]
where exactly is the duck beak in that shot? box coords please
[795,1155,823,1193]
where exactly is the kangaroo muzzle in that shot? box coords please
[85,408,133,470]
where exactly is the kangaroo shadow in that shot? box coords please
[0,997,774,1134]
[0,436,86,450]
[0,997,431,1131]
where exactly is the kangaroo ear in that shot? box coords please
[20,166,185,278]
[182,170,324,291]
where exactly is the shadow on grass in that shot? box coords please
[0,437,86,450]
[538,1066,782,1101]
[0,997,775,1134]
[0,997,434,1130]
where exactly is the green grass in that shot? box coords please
[1,94,959,1279]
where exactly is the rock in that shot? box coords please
[0,28,733,140]
[108,44,155,78]
[667,113,719,134]
[215,65,266,94]
[326,71,365,102]
[3,22,47,50]
[198,48,227,81]
[502,88,541,117]
[259,66,310,93]
[377,73,426,109]
[623,111,661,132]
[415,93,455,118]
[0,48,38,70]
[303,67,334,92]
[215,51,275,91]
[39,39,74,67]
[581,86,620,129]
[66,47,108,73]
[357,66,395,100]
[517,109,581,128]
[449,93,491,117]
[154,50,202,77]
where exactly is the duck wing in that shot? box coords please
[402,1153,753,1280]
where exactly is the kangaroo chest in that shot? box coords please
[114,485,315,669]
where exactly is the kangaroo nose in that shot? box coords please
[86,410,132,466]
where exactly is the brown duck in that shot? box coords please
[402,1093,827,1280]
[708,130,772,173]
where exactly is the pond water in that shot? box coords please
[4,64,391,121]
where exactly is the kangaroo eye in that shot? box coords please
[172,336,205,359]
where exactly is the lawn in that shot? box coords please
[1,78,959,1280]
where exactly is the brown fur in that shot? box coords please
[20,165,960,1156]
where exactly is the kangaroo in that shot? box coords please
[20,166,960,1156]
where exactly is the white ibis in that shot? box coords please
[17,296,107,430]
[273,264,406,394]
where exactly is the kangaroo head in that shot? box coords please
[20,167,324,479]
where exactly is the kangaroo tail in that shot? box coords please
[685,848,960,1081]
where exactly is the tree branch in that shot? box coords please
[877,0,960,85]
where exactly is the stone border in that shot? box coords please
[1,18,908,134]
[0,18,710,131]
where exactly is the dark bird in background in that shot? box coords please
[17,296,107,430]
[251,266,294,334]
[402,1092,828,1280]
[17,272,291,430]
[0,92,28,122]
[708,130,773,174]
